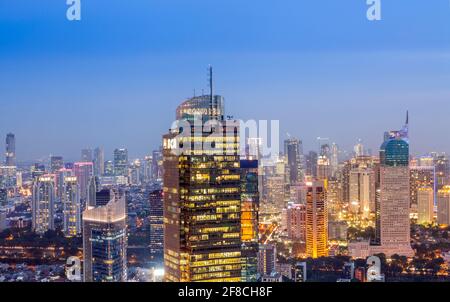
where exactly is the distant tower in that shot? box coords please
[5,133,16,166]
[32,174,56,234]
[81,149,93,162]
[93,147,105,176]
[113,148,128,177]
[62,176,81,237]
[284,138,304,184]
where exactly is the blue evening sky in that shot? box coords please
[0,0,449,161]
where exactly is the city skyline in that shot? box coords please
[1,1,450,159]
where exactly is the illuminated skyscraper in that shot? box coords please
[410,166,435,209]
[114,148,128,177]
[62,176,81,237]
[149,188,164,256]
[240,159,259,282]
[417,186,434,225]
[32,174,56,234]
[376,116,414,257]
[163,69,242,282]
[437,186,450,226]
[316,155,331,181]
[83,193,127,282]
[434,154,450,191]
[5,133,16,167]
[306,180,328,258]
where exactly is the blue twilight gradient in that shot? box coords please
[0,0,450,160]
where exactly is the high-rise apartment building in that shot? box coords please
[349,167,375,218]
[62,176,81,237]
[286,203,306,242]
[32,174,56,234]
[417,186,434,225]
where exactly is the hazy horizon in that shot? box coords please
[1,1,450,160]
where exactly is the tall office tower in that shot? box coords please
[163,71,242,282]
[434,154,450,191]
[149,188,164,256]
[114,148,128,177]
[316,155,331,181]
[83,193,127,282]
[50,156,64,173]
[330,143,339,177]
[354,139,365,157]
[62,176,81,237]
[417,187,434,225]
[240,159,259,282]
[258,244,277,277]
[104,160,114,176]
[305,180,328,258]
[32,174,56,234]
[284,138,304,184]
[5,133,16,167]
[305,151,318,178]
[437,186,450,226]
[93,147,105,176]
[377,121,414,257]
[410,166,435,209]
[73,162,93,203]
[286,203,306,241]
[151,149,163,181]
[81,148,93,162]
[349,167,376,218]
